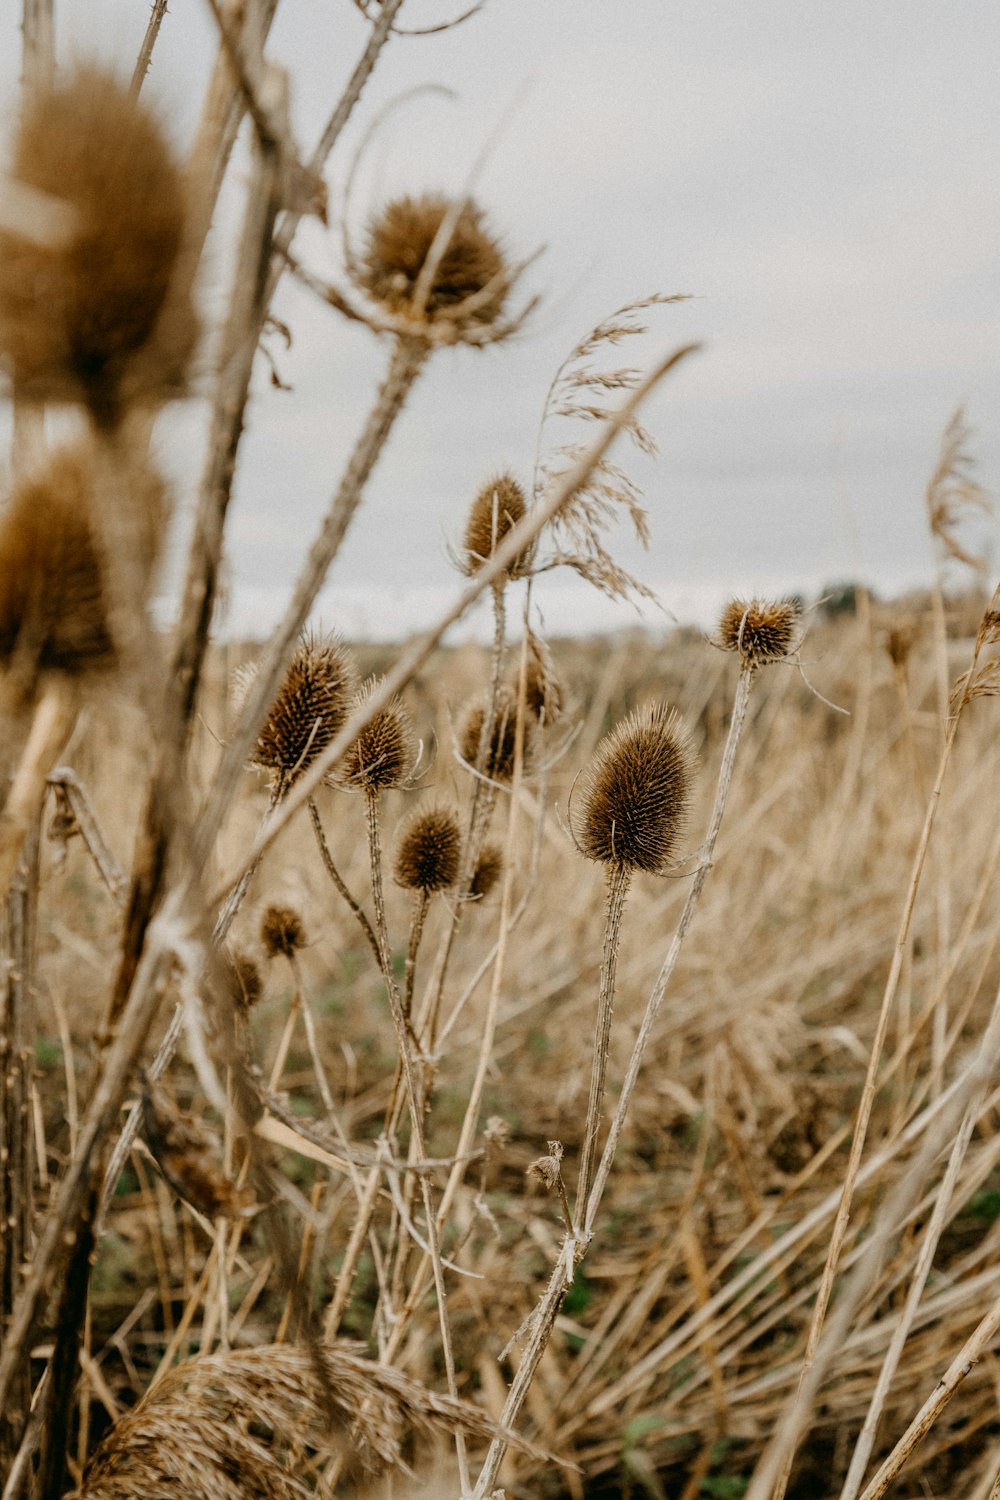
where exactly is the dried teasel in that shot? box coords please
[0,66,197,421]
[338,677,416,792]
[461,472,530,578]
[358,193,509,329]
[0,439,165,681]
[393,804,462,892]
[459,689,531,784]
[716,598,801,670]
[574,703,694,874]
[260,904,306,960]
[250,634,357,788]
[226,951,262,1012]
[469,840,503,900]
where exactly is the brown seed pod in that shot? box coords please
[0,66,197,419]
[359,193,509,327]
[716,598,801,668]
[260,904,306,960]
[338,677,416,792]
[459,689,530,784]
[461,472,529,577]
[251,635,357,787]
[393,804,462,892]
[0,440,165,679]
[469,840,503,901]
[574,703,694,873]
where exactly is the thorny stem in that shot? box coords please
[472,663,756,1499]
[308,796,381,968]
[575,863,631,1225]
[404,888,430,1020]
[130,0,170,96]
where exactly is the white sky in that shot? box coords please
[2,1,999,639]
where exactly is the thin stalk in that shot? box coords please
[404,888,430,1020]
[130,0,170,95]
[308,796,381,967]
[574,863,631,1223]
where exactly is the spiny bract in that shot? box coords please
[575,702,694,873]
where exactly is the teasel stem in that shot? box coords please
[308,796,381,968]
[574,862,631,1225]
[130,0,170,96]
[404,888,431,1021]
[471,662,756,1500]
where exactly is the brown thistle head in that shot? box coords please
[458,688,531,784]
[393,804,462,892]
[359,193,509,328]
[337,677,416,792]
[574,703,694,873]
[260,904,306,960]
[0,65,197,421]
[0,439,165,682]
[716,598,801,669]
[250,635,357,788]
[461,472,530,578]
[469,840,503,901]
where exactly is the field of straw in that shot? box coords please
[2,5,1000,1499]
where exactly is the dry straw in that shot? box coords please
[0,65,196,422]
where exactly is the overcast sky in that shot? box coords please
[2,1,999,639]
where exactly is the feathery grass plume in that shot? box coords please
[575,702,694,874]
[78,1342,547,1499]
[250,634,357,788]
[0,439,165,682]
[470,839,503,900]
[394,804,462,892]
[0,65,196,421]
[358,192,509,328]
[461,471,530,578]
[260,904,306,960]
[459,687,530,784]
[338,676,416,791]
[716,597,801,670]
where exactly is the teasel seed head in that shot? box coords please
[459,689,531,784]
[359,193,509,328]
[337,677,416,792]
[393,804,462,892]
[0,66,197,420]
[470,841,503,901]
[251,634,357,788]
[716,598,801,669]
[227,951,263,1012]
[0,439,165,681]
[461,472,530,578]
[522,632,563,725]
[260,904,306,960]
[574,703,694,874]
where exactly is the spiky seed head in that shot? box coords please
[522,633,563,725]
[393,804,462,892]
[461,472,529,578]
[469,841,503,900]
[459,689,530,784]
[260,904,305,960]
[337,677,416,792]
[0,440,165,679]
[227,952,262,1011]
[0,66,197,419]
[251,635,357,787]
[574,703,694,873]
[717,598,800,668]
[359,193,509,327]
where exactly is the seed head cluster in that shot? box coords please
[260,904,306,960]
[359,193,509,328]
[338,678,415,792]
[461,473,529,577]
[251,636,357,787]
[0,441,165,679]
[393,805,462,892]
[575,703,694,873]
[0,66,196,421]
[459,690,528,784]
[717,598,800,669]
